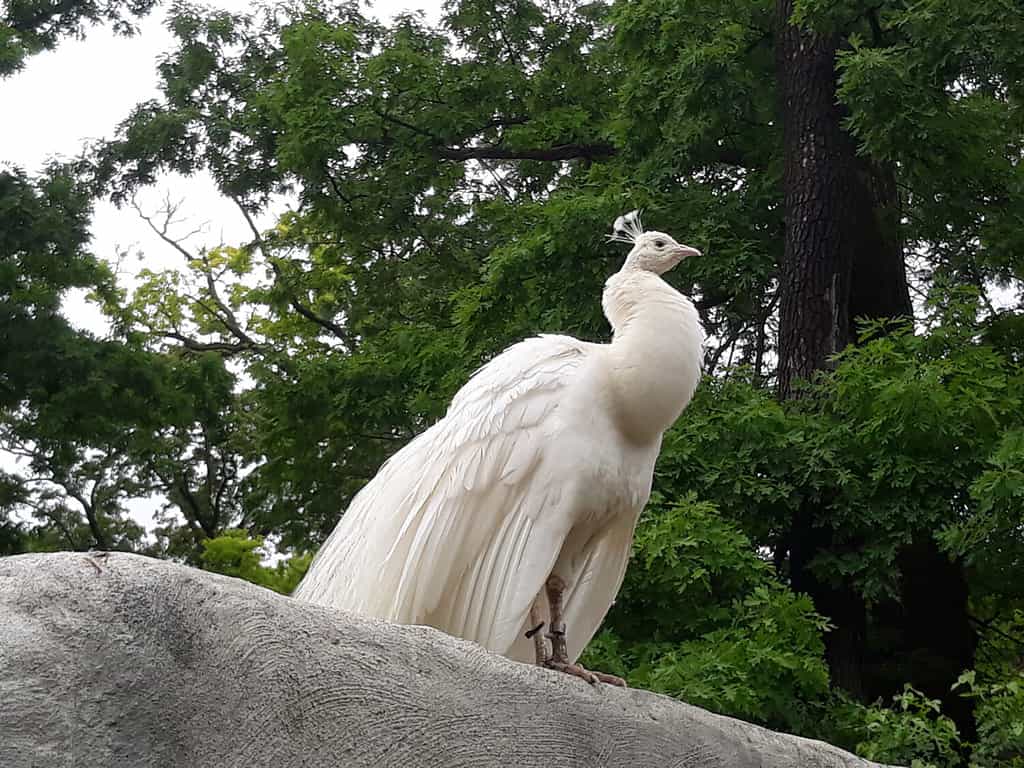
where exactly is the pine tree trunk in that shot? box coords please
[772,0,974,747]
[788,504,867,700]
[773,7,913,397]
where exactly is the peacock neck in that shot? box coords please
[601,269,704,444]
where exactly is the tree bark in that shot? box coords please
[774,0,855,401]
[774,5,913,399]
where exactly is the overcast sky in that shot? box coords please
[1,0,440,540]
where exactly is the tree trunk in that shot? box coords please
[774,0,874,700]
[773,0,974,747]
[788,504,867,699]
[774,5,913,399]
[774,0,855,402]
[847,160,913,331]
[897,538,978,745]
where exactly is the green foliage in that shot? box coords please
[199,530,311,594]
[578,313,1023,759]
[809,318,1024,602]
[0,517,27,556]
[835,0,1024,285]
[854,687,963,768]
[971,673,1024,767]
[955,635,1024,768]
[942,430,1024,593]
[582,496,831,732]
[1,168,248,555]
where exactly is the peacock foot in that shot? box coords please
[542,657,627,687]
[540,575,627,686]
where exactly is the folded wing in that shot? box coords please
[295,334,593,655]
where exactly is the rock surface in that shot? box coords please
[0,552,895,767]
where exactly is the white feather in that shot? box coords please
[608,209,644,244]
[295,215,705,666]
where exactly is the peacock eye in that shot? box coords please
[654,239,666,248]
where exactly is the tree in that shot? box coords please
[0,167,143,549]
[0,168,250,557]
[773,0,919,723]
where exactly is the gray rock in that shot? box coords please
[0,552,895,767]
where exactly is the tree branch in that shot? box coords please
[198,266,264,350]
[212,452,237,530]
[705,321,747,377]
[133,196,266,352]
[132,197,204,263]
[175,477,215,540]
[60,483,108,550]
[370,106,444,142]
[969,613,1024,650]
[230,196,353,348]
[268,259,354,346]
[164,332,250,356]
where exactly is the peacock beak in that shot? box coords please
[676,244,701,259]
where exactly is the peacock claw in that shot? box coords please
[589,669,627,687]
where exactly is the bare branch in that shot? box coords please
[133,197,200,263]
[134,196,264,352]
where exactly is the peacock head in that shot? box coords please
[608,210,701,275]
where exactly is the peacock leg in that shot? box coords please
[542,574,626,686]
[526,601,549,665]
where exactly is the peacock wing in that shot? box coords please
[295,334,593,656]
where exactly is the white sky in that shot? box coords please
[0,0,441,543]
